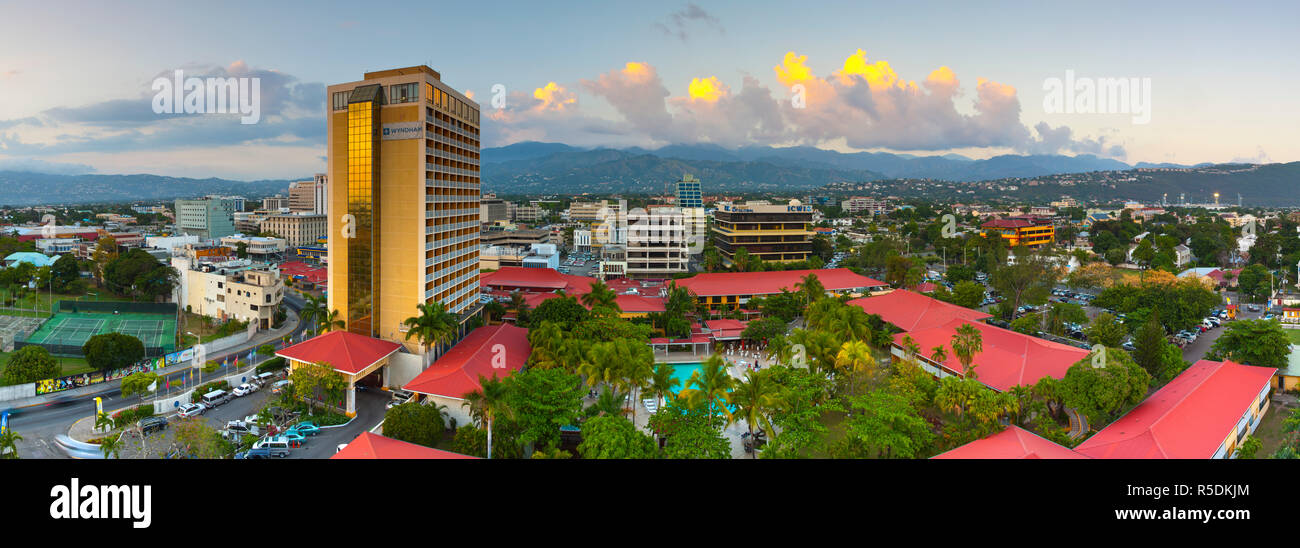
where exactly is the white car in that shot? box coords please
[177,403,206,418]
[233,383,255,397]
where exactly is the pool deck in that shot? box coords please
[647,342,778,459]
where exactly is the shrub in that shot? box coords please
[256,357,287,374]
[109,404,155,428]
[189,380,231,403]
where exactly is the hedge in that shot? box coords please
[189,380,232,403]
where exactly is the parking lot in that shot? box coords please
[559,251,600,277]
[122,379,392,459]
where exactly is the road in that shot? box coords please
[6,292,310,459]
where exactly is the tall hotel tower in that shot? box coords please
[326,66,482,347]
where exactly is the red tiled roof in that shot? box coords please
[480,267,597,294]
[910,282,938,293]
[403,324,531,399]
[932,426,1089,459]
[849,290,991,333]
[276,331,402,375]
[1074,360,1276,459]
[673,268,885,297]
[331,432,478,459]
[894,319,1088,392]
[705,319,748,340]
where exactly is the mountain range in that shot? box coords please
[480,141,1216,193]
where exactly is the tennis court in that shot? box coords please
[21,311,176,356]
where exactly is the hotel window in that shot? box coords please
[333,91,350,111]
[389,83,418,104]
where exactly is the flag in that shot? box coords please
[147,380,157,393]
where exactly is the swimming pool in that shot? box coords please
[662,362,736,412]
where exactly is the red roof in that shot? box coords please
[1074,360,1276,459]
[403,324,531,399]
[480,267,598,294]
[910,282,938,293]
[673,268,885,297]
[649,335,711,344]
[331,432,478,459]
[705,319,748,340]
[615,294,666,313]
[276,331,403,375]
[932,426,1089,459]
[894,319,1088,392]
[981,216,1049,229]
[850,290,991,333]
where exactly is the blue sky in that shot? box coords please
[0,0,1297,179]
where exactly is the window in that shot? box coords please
[332,91,349,111]
[389,83,418,104]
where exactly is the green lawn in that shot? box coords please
[1285,329,1300,346]
[1250,403,1296,458]
[0,350,96,380]
[0,288,133,316]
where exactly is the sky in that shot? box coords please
[0,0,1297,180]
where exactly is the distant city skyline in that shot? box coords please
[0,0,1297,179]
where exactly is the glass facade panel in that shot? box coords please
[347,100,380,336]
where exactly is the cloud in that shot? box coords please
[1230,146,1270,164]
[0,61,325,158]
[0,157,96,175]
[653,3,724,42]
[483,49,1123,157]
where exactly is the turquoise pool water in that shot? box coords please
[663,362,736,412]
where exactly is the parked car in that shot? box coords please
[1121,341,1136,351]
[138,416,168,435]
[177,403,206,418]
[271,380,292,394]
[387,390,415,409]
[279,430,307,447]
[233,383,256,397]
[1247,304,1261,312]
[225,420,262,438]
[201,389,232,408]
[287,421,321,437]
[235,448,275,459]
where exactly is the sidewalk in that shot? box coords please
[3,306,302,410]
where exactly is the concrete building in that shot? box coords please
[479,198,509,223]
[513,205,543,223]
[35,238,79,255]
[522,243,560,270]
[841,197,891,215]
[327,65,482,350]
[175,197,237,240]
[180,259,285,329]
[675,174,703,208]
[711,201,814,266]
[480,227,555,248]
[220,235,287,257]
[574,229,592,253]
[626,207,689,278]
[262,195,290,210]
[289,174,328,215]
[262,213,327,247]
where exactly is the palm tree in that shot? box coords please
[621,346,655,424]
[99,432,123,459]
[299,294,328,336]
[929,345,948,364]
[0,429,22,459]
[648,363,681,408]
[508,291,530,325]
[950,323,983,378]
[728,369,783,458]
[483,301,507,325]
[318,308,346,335]
[585,387,629,418]
[403,302,457,366]
[795,273,826,305]
[834,339,876,397]
[679,355,735,428]
[462,374,511,459]
[527,321,578,370]
[581,281,620,316]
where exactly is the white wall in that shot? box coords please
[426,394,471,431]
[385,352,423,390]
[0,383,35,402]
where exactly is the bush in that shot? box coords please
[256,356,287,374]
[109,404,155,429]
[382,402,447,448]
[189,380,231,403]
[3,345,60,385]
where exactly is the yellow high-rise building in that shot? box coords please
[327,66,482,349]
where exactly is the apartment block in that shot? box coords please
[711,201,814,265]
[262,212,327,247]
[175,197,237,240]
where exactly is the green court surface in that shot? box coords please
[23,312,176,352]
